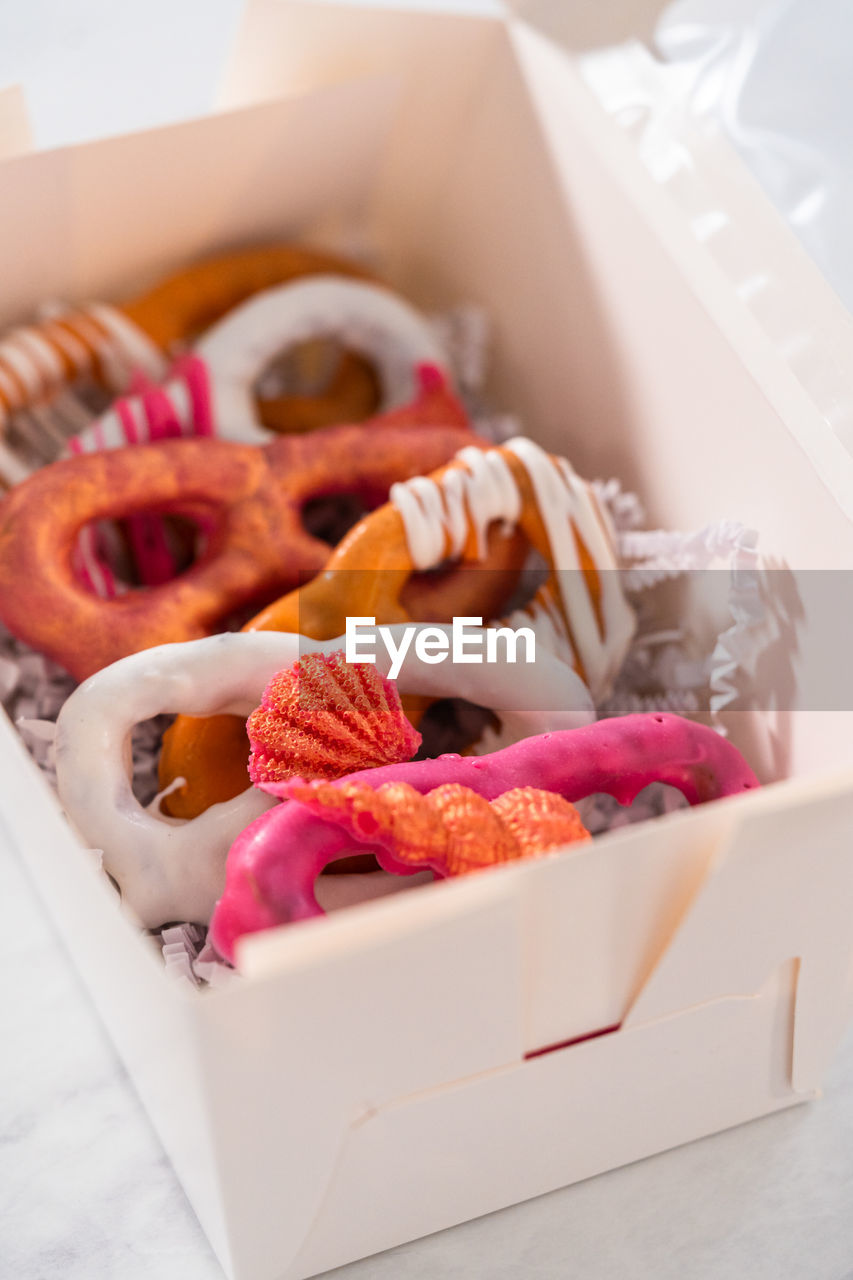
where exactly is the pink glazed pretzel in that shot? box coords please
[54,628,593,927]
[210,713,760,961]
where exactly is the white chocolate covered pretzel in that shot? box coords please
[54,627,594,927]
[194,276,450,444]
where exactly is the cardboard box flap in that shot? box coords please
[220,1,505,113]
[0,74,400,327]
[0,85,32,160]
[505,0,667,52]
[287,954,802,1280]
[221,0,670,104]
[623,770,853,1093]
[197,873,524,1278]
[228,768,853,1079]
[517,797,735,1052]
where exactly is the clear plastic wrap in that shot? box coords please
[656,0,853,312]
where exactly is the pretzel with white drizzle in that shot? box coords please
[0,244,388,459]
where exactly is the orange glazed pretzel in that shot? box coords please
[0,370,474,682]
[0,245,379,439]
[250,436,636,694]
[158,437,636,819]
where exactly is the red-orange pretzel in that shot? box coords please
[0,370,474,682]
[0,244,379,439]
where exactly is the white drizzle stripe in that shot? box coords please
[10,328,66,382]
[390,447,520,569]
[506,437,635,697]
[391,436,635,700]
[0,338,45,396]
[167,377,192,433]
[503,439,605,693]
[60,309,113,363]
[0,363,22,407]
[503,594,578,670]
[40,318,91,369]
[0,291,167,436]
[0,314,100,404]
[74,527,114,599]
[97,409,129,451]
[68,367,194,457]
[0,301,160,430]
[85,303,167,383]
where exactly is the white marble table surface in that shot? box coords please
[3,2,853,1278]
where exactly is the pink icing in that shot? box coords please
[209,713,759,962]
[71,356,216,596]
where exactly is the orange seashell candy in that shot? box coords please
[247,651,422,786]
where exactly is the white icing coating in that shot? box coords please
[0,337,44,397]
[40,316,90,368]
[56,308,110,365]
[10,328,66,383]
[54,626,593,928]
[193,275,450,445]
[167,375,192,427]
[0,363,21,411]
[505,438,635,698]
[0,302,165,432]
[67,366,194,456]
[389,437,636,700]
[85,302,168,383]
[94,408,129,452]
[391,446,520,568]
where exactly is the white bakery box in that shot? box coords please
[5,3,853,1278]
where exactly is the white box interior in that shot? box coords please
[4,7,853,1280]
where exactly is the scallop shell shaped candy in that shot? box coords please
[247,650,422,786]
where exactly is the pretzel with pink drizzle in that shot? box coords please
[210,713,760,962]
[65,273,450,594]
[0,368,473,680]
[67,355,215,597]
